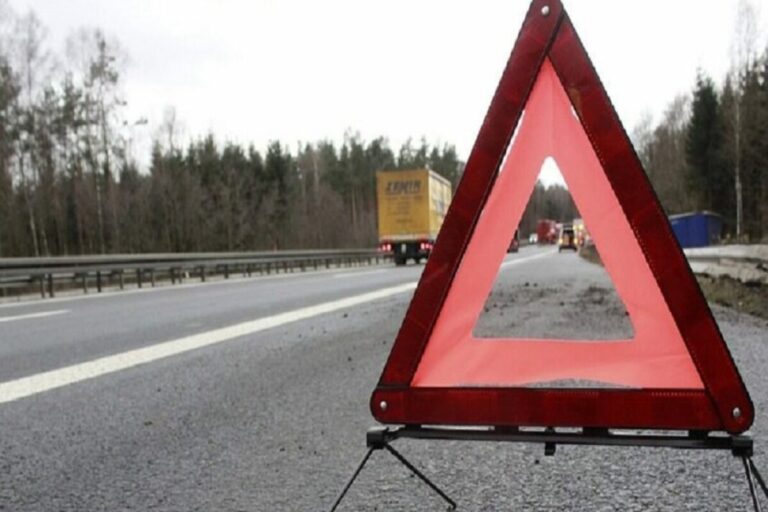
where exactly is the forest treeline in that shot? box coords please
[634,2,767,242]
[0,3,578,257]
[0,3,473,256]
[1,2,765,256]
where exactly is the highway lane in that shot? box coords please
[0,257,427,383]
[0,245,766,511]
[0,246,553,386]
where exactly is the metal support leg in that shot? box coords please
[328,448,376,512]
[743,457,763,512]
[749,459,768,503]
[329,429,456,512]
[382,443,457,509]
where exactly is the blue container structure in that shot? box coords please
[668,211,722,248]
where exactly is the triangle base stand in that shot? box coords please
[328,426,768,511]
[328,426,457,512]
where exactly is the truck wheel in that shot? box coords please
[394,256,407,266]
[414,257,422,264]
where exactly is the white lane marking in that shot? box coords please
[0,282,416,404]
[333,269,386,279]
[0,310,69,324]
[500,248,557,269]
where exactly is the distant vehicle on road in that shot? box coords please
[572,217,588,246]
[558,224,578,252]
[508,229,520,253]
[376,169,452,266]
[536,219,558,244]
[528,233,538,244]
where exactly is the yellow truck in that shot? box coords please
[376,169,452,265]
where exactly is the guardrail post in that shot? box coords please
[39,275,45,298]
[81,273,88,294]
[224,264,229,279]
[150,269,156,287]
[326,258,331,269]
[47,273,54,298]
[200,266,206,282]
[282,261,288,274]
[246,264,251,277]
[137,269,143,289]
[170,268,176,285]
[118,270,124,290]
[96,271,102,293]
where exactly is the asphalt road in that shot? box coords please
[0,245,766,511]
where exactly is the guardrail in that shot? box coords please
[0,249,389,299]
[685,245,768,285]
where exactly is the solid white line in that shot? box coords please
[0,310,69,324]
[500,248,556,269]
[332,269,386,279]
[0,282,416,404]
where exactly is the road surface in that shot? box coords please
[0,245,766,511]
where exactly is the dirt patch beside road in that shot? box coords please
[697,274,768,320]
[578,244,768,320]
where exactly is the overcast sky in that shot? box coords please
[8,0,768,179]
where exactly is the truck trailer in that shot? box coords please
[376,169,452,266]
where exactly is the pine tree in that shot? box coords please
[686,73,730,215]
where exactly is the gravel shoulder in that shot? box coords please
[1,251,766,511]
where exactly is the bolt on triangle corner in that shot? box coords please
[369,0,753,435]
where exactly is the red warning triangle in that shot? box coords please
[371,0,753,434]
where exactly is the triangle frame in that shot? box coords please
[370,0,753,434]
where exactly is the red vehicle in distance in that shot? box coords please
[536,219,558,244]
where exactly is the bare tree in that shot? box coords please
[65,28,126,253]
[11,11,51,256]
[729,0,761,240]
